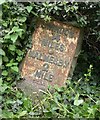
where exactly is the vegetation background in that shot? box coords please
[1,1,100,118]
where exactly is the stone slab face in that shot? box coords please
[17,20,81,97]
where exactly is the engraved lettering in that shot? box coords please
[42,54,50,62]
[34,69,54,82]
[57,59,63,67]
[44,72,54,81]
[43,72,49,81]
[60,44,65,52]
[63,60,69,68]
[48,41,54,49]
[42,63,49,71]
[49,56,55,64]
[41,39,65,52]
[34,70,44,79]
[29,50,69,68]
[55,43,59,51]
[35,51,42,60]
[53,57,58,65]
[48,74,54,81]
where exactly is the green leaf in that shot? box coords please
[1,84,8,93]
[11,66,19,72]
[16,56,22,62]
[74,93,84,106]
[23,98,32,110]
[0,49,5,56]
[31,11,38,16]
[12,26,19,32]
[17,31,23,38]
[19,17,27,22]
[16,49,24,55]
[0,0,5,5]
[16,29,23,32]
[6,62,18,67]
[22,17,26,22]
[74,99,83,106]
[8,45,16,51]
[10,33,18,43]
[0,38,3,43]
[12,26,23,37]
[41,15,45,18]
[3,56,9,62]
[0,56,2,66]
[4,34,10,39]
[54,6,58,10]
[2,110,13,118]
[0,78,2,86]
[0,96,2,101]
[2,22,7,27]
[18,111,27,117]
[6,62,13,67]
[7,77,12,81]
[2,70,8,76]
[12,62,18,65]
[26,6,33,13]
[74,5,78,11]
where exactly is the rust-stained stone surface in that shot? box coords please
[17,20,82,98]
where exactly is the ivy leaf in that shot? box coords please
[18,111,27,117]
[11,66,19,72]
[4,34,10,39]
[2,110,13,118]
[16,56,22,62]
[41,15,45,18]
[3,56,9,62]
[18,17,27,22]
[10,33,18,43]
[0,96,2,102]
[74,99,84,106]
[54,6,58,10]
[0,78,2,86]
[8,45,16,51]
[0,56,2,66]
[0,0,5,5]
[2,22,7,27]
[0,49,5,56]
[74,93,84,106]
[2,70,8,76]
[17,31,23,38]
[12,26,19,32]
[6,62,13,67]
[16,49,24,56]
[26,6,33,13]
[73,5,78,11]
[16,28,23,32]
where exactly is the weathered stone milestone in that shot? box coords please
[17,20,82,98]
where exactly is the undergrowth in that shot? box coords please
[1,1,100,119]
